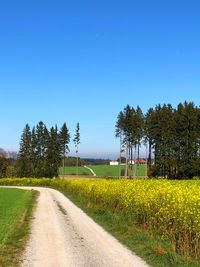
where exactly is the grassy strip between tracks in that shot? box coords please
[0,188,38,267]
[0,178,199,267]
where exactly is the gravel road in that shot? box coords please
[14,187,148,267]
[84,166,97,176]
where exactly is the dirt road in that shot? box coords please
[15,187,148,267]
[84,165,97,176]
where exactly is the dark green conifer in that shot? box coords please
[18,124,32,177]
[59,123,70,179]
[73,122,80,176]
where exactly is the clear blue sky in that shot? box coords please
[0,0,200,159]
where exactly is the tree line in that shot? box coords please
[16,121,80,178]
[82,158,112,165]
[0,149,17,178]
[116,101,200,179]
[64,157,85,167]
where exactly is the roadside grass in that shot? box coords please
[0,188,38,267]
[88,164,146,177]
[58,166,92,176]
[55,200,67,215]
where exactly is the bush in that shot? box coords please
[147,167,153,177]
[0,157,9,178]
[192,176,200,180]
[5,166,16,178]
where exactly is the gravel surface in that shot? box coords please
[12,187,148,267]
[84,166,97,176]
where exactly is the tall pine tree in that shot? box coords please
[73,122,80,176]
[59,123,70,179]
[18,124,32,177]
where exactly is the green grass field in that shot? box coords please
[58,166,92,176]
[0,188,37,266]
[59,165,146,177]
[88,164,146,177]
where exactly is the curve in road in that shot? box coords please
[84,165,97,177]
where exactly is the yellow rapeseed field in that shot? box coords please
[0,178,200,258]
[63,179,200,258]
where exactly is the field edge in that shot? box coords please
[0,188,39,267]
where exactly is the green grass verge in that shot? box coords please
[55,200,67,215]
[0,188,38,267]
[58,166,92,176]
[88,164,146,177]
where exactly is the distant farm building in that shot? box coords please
[128,159,146,165]
[110,161,119,166]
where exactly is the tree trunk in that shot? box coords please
[119,134,122,178]
[128,141,131,178]
[145,143,148,178]
[134,145,136,178]
[137,143,139,178]
[131,145,133,178]
[76,146,78,176]
[148,142,152,167]
[62,156,65,179]
[125,135,128,179]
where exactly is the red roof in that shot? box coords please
[131,159,146,163]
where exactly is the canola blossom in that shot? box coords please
[0,178,200,257]
[60,179,200,257]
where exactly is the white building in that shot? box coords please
[110,161,119,166]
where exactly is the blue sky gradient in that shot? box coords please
[0,1,200,158]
